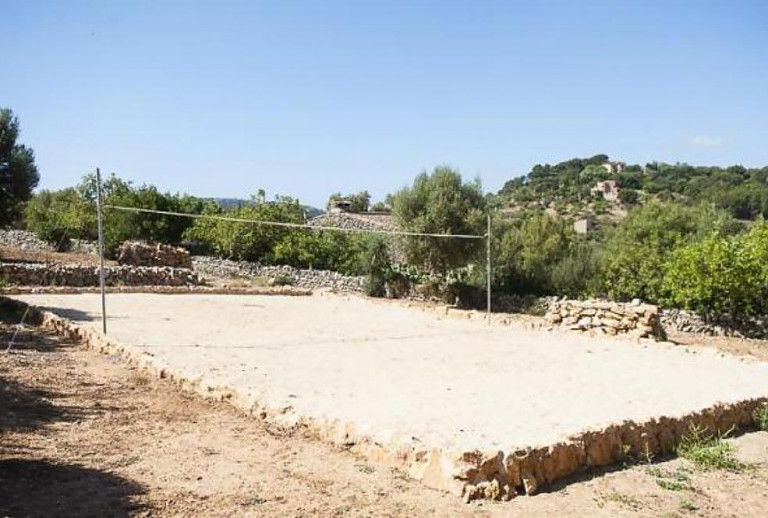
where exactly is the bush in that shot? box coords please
[600,201,736,303]
[618,188,639,206]
[492,213,598,297]
[754,404,768,431]
[26,174,206,257]
[183,197,305,262]
[25,188,96,248]
[662,222,768,318]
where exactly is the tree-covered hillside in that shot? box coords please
[496,155,768,222]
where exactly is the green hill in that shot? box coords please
[494,154,768,223]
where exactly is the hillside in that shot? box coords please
[494,154,768,226]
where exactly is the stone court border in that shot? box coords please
[1,295,766,502]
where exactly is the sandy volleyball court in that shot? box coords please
[11,293,768,496]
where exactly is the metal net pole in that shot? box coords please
[486,211,492,326]
[96,168,107,335]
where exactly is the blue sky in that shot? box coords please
[2,1,767,207]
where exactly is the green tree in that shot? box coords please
[25,188,96,247]
[0,108,40,226]
[663,223,768,318]
[618,188,639,206]
[492,213,598,296]
[391,166,486,274]
[600,201,736,302]
[184,195,306,261]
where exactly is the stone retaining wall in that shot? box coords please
[192,256,364,293]
[0,229,96,255]
[0,229,52,251]
[0,262,200,287]
[661,309,768,340]
[118,241,192,269]
[545,298,664,339]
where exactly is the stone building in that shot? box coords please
[591,180,619,202]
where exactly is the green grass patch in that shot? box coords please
[676,424,745,472]
[649,467,692,492]
[679,497,699,512]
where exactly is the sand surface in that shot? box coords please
[13,293,768,452]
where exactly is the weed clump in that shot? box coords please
[675,424,745,472]
[753,404,768,431]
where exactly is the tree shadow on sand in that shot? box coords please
[0,459,145,518]
[0,306,149,517]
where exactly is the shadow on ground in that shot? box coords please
[0,459,145,518]
[0,374,90,437]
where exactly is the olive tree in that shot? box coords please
[391,166,486,274]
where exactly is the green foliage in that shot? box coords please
[327,190,371,213]
[184,197,305,262]
[618,188,639,205]
[0,108,40,226]
[358,235,392,297]
[600,201,736,303]
[26,173,207,257]
[662,223,768,318]
[493,213,600,297]
[753,404,768,431]
[25,188,95,247]
[497,155,768,222]
[391,166,486,274]
[369,201,391,213]
[675,424,744,472]
[270,274,294,286]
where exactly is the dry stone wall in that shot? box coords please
[0,262,200,287]
[661,309,768,339]
[192,256,364,293]
[0,229,95,255]
[118,241,192,269]
[545,298,665,339]
[0,229,52,251]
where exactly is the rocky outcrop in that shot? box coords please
[192,256,364,293]
[117,241,192,269]
[0,262,200,287]
[545,298,665,339]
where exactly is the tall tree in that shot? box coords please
[0,108,40,226]
[391,166,486,273]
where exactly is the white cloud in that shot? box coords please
[691,136,724,148]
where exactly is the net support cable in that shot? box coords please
[102,204,487,240]
[98,202,492,326]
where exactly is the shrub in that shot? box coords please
[600,201,735,303]
[25,188,96,248]
[183,197,305,262]
[270,274,294,286]
[492,213,598,297]
[753,404,768,431]
[675,424,744,472]
[662,222,768,318]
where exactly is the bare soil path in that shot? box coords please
[1,322,767,517]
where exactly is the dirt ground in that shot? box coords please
[1,321,767,518]
[0,245,108,266]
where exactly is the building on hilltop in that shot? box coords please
[591,180,619,202]
[601,160,626,174]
